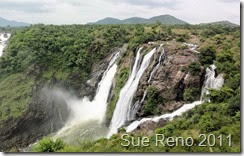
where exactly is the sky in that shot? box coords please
[0,0,240,25]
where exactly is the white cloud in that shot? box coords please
[0,0,240,25]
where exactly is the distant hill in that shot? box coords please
[200,21,239,27]
[89,14,188,25]
[0,17,29,27]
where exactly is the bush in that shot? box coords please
[188,62,201,76]
[183,87,199,102]
[208,87,235,103]
[176,36,186,42]
[199,46,216,66]
[34,138,65,152]
[215,50,235,74]
[155,124,175,137]
[199,114,219,132]
[227,93,240,116]
[143,86,162,116]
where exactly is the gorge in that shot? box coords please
[0,24,240,152]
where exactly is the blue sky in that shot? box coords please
[0,0,240,25]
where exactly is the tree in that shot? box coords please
[188,62,201,76]
[199,45,216,66]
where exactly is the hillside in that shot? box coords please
[200,21,239,27]
[0,17,29,27]
[0,23,240,152]
[90,14,188,25]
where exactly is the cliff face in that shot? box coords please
[131,43,204,119]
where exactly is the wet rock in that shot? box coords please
[132,46,203,118]
[132,119,167,135]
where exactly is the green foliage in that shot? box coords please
[0,24,240,152]
[183,87,199,102]
[143,86,162,116]
[227,93,240,116]
[215,50,235,74]
[208,87,235,103]
[155,124,175,137]
[199,113,219,132]
[176,33,189,42]
[199,45,216,66]
[34,138,65,152]
[188,62,201,76]
[0,73,34,121]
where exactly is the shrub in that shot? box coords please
[176,36,186,42]
[155,124,175,137]
[199,114,219,132]
[215,50,235,74]
[183,87,199,102]
[34,138,65,152]
[199,46,216,66]
[188,62,201,76]
[227,94,240,116]
[208,87,235,103]
[143,86,162,116]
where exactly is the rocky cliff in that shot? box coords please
[130,42,204,120]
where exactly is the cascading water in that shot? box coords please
[200,64,224,101]
[148,44,165,83]
[0,33,11,57]
[128,45,166,121]
[53,51,120,144]
[126,64,224,133]
[107,47,156,137]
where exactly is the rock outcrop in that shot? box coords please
[131,44,204,118]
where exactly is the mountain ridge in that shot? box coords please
[0,17,30,27]
[199,20,239,27]
[89,14,188,25]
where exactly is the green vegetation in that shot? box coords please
[176,33,189,42]
[0,23,240,152]
[34,138,65,152]
[0,73,34,121]
[46,24,240,153]
[188,62,201,76]
[143,86,163,116]
[92,14,188,25]
[183,87,200,102]
[199,45,216,66]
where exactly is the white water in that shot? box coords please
[107,47,156,137]
[126,64,224,133]
[54,51,120,141]
[184,43,200,53]
[200,64,224,100]
[0,33,11,57]
[129,45,165,121]
[148,44,165,83]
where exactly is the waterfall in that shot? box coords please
[53,51,120,143]
[107,47,156,138]
[0,33,11,57]
[129,45,165,122]
[200,64,224,101]
[148,44,165,83]
[126,64,224,133]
